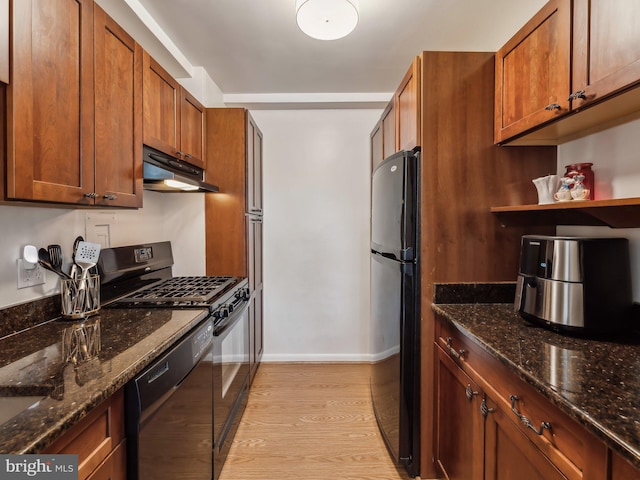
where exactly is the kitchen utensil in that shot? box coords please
[47,244,69,279]
[71,241,100,315]
[38,247,72,280]
[70,236,84,280]
[74,241,101,282]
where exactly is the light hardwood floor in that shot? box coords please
[219,363,414,480]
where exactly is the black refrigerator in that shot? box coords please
[370,149,420,477]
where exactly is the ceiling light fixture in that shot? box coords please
[296,0,359,41]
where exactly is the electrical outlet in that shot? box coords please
[17,259,46,289]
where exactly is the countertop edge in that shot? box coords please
[3,308,210,455]
[432,303,640,470]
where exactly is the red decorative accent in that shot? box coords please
[565,163,595,200]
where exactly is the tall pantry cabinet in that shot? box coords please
[205,108,264,382]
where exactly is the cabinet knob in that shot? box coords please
[103,194,118,201]
[184,153,192,159]
[544,103,562,111]
[465,384,478,401]
[83,192,99,199]
[567,90,587,101]
[480,398,494,419]
[176,151,185,158]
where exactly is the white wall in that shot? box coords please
[557,117,640,301]
[250,109,381,362]
[0,192,206,309]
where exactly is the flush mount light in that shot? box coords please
[296,0,359,41]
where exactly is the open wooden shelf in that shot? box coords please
[491,197,640,228]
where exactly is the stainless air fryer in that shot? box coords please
[515,235,634,334]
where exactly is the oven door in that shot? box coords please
[213,300,250,480]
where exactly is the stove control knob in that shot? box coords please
[214,306,230,320]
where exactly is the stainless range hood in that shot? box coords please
[143,145,219,193]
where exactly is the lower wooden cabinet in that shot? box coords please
[434,315,639,480]
[86,440,126,480]
[436,346,484,480]
[44,389,125,480]
[483,395,569,480]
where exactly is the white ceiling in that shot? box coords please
[98,0,547,105]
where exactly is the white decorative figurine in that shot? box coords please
[553,177,574,202]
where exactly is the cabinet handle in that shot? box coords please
[481,398,494,419]
[83,192,98,199]
[445,337,466,360]
[176,151,185,157]
[465,384,478,401]
[567,90,587,101]
[103,194,117,201]
[184,153,192,159]
[510,395,551,435]
[544,103,562,111]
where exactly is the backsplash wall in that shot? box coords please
[556,117,640,301]
[0,191,207,309]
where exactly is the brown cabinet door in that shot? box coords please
[179,89,206,168]
[435,346,484,480]
[94,5,142,208]
[86,441,126,480]
[0,0,8,83]
[396,57,420,151]
[382,100,396,158]
[8,0,95,203]
[484,396,569,480]
[142,50,181,157]
[246,112,263,213]
[44,390,125,480]
[494,0,571,143]
[572,0,640,109]
[611,450,640,480]
[370,120,383,171]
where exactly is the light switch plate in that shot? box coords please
[85,212,116,248]
[17,259,46,289]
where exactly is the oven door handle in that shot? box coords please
[214,301,249,337]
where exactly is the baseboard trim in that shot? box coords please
[261,353,373,363]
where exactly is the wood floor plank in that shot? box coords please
[219,363,413,480]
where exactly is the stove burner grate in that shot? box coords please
[119,276,237,304]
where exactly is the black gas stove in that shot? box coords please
[98,241,248,313]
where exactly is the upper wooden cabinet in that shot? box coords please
[247,114,263,213]
[0,0,8,83]
[180,89,206,168]
[571,0,640,109]
[370,120,383,171]
[370,99,395,172]
[496,0,640,145]
[494,0,571,144]
[94,5,143,208]
[382,100,395,159]
[6,0,142,207]
[396,57,421,151]
[143,52,205,168]
[7,0,96,204]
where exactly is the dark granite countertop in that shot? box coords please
[432,302,640,469]
[0,306,208,454]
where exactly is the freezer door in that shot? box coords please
[371,150,419,261]
[370,252,419,474]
